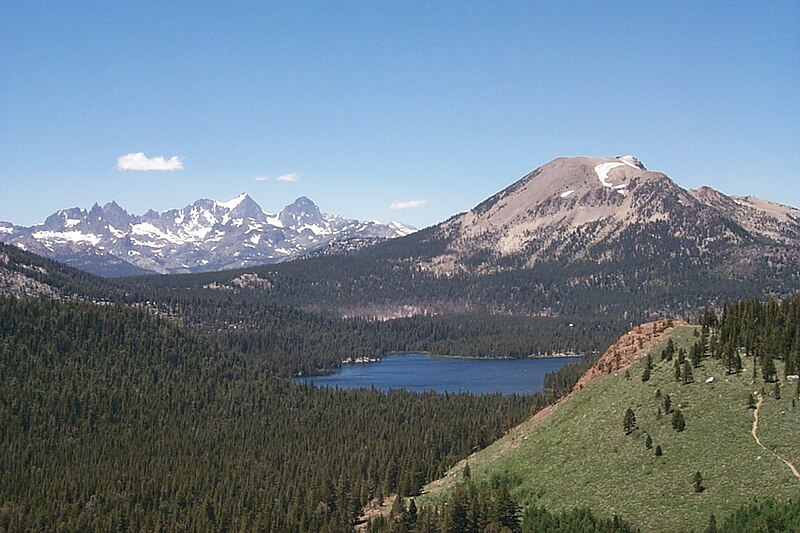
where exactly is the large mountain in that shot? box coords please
[0,194,415,276]
[422,155,799,275]
[172,155,798,319]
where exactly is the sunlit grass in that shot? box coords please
[420,326,800,532]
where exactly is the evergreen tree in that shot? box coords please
[691,343,702,368]
[775,382,781,400]
[748,394,757,409]
[693,471,704,493]
[389,495,407,531]
[492,483,521,533]
[683,360,694,384]
[623,408,637,435]
[664,338,676,361]
[672,409,686,432]
[663,393,672,414]
[641,365,650,382]
[407,499,417,527]
[645,434,653,449]
[762,354,777,382]
[655,445,663,457]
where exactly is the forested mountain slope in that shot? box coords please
[0,296,544,532]
[0,242,624,376]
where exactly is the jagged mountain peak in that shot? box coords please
[0,194,416,276]
[279,196,325,229]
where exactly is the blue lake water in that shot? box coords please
[295,353,580,395]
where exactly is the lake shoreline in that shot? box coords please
[297,353,578,395]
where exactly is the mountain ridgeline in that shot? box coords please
[0,194,415,276]
[124,156,800,320]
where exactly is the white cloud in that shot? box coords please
[275,172,300,182]
[390,199,428,210]
[254,176,269,181]
[116,152,183,171]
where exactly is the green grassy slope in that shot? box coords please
[419,326,800,532]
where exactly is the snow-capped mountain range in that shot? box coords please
[0,194,416,276]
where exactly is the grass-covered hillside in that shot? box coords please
[419,325,800,532]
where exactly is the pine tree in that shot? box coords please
[641,365,650,382]
[463,462,471,480]
[683,361,694,384]
[748,394,757,409]
[655,445,663,457]
[407,499,417,527]
[762,354,777,382]
[623,408,637,435]
[693,471,704,493]
[663,393,672,414]
[691,343,702,368]
[665,338,676,359]
[645,434,653,449]
[732,351,742,374]
[672,409,686,432]
[774,382,781,400]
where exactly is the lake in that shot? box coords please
[295,353,580,395]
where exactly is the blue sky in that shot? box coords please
[2,1,798,229]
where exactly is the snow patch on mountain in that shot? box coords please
[31,230,102,246]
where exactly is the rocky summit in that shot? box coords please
[419,155,800,277]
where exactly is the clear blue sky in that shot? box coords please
[2,1,798,228]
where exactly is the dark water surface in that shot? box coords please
[295,353,579,395]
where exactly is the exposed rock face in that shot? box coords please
[418,156,799,276]
[0,194,416,276]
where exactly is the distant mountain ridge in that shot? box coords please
[0,194,416,276]
[177,155,798,319]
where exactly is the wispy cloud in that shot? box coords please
[116,152,183,171]
[390,199,428,210]
[254,176,269,181]
[275,172,300,182]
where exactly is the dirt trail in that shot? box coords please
[751,395,800,480]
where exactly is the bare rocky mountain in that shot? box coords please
[420,155,800,277]
[0,194,415,276]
